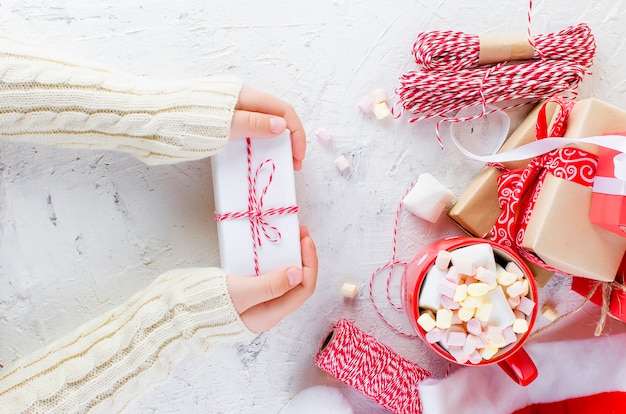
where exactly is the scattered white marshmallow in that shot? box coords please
[402,173,455,223]
[373,101,391,119]
[541,304,559,321]
[340,282,358,299]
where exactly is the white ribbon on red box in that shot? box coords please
[593,176,626,196]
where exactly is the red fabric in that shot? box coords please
[512,391,626,414]
[589,142,626,235]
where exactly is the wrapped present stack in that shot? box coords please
[448,101,558,287]
[448,98,626,325]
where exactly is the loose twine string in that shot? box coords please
[369,179,420,338]
[531,279,626,338]
[394,0,596,148]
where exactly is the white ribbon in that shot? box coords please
[451,133,626,163]
[593,176,626,196]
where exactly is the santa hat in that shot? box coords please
[418,332,626,414]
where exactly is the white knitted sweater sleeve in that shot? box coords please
[0,36,242,165]
[0,268,254,414]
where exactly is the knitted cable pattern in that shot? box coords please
[0,268,253,414]
[0,35,242,165]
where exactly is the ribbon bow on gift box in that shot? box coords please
[215,137,299,276]
[486,97,599,274]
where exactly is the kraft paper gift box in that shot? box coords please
[589,142,626,237]
[448,101,555,287]
[211,132,301,277]
[521,99,626,282]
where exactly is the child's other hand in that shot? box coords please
[230,85,306,171]
[226,226,318,332]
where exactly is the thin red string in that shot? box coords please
[316,319,431,414]
[369,178,419,338]
[215,137,298,276]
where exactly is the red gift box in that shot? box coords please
[571,255,626,323]
[589,135,626,237]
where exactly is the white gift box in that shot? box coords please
[211,132,301,276]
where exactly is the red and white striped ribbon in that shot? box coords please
[215,137,298,276]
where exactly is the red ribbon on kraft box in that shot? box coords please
[487,98,598,275]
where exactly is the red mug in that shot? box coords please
[402,236,538,386]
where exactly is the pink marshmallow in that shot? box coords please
[438,278,458,298]
[315,127,332,142]
[484,325,503,340]
[358,95,375,113]
[468,350,483,365]
[502,326,517,345]
[466,318,482,336]
[448,346,469,364]
[507,295,521,309]
[425,327,445,344]
[446,331,467,348]
[517,296,536,316]
[445,266,462,284]
[451,311,463,325]
[440,295,461,310]
[475,266,497,286]
[476,334,489,349]
[463,334,479,355]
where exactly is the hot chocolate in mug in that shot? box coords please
[402,236,538,386]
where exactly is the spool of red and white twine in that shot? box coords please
[394,1,597,147]
[412,23,595,71]
[315,319,431,414]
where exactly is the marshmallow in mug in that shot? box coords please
[417,243,535,364]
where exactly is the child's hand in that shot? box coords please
[230,85,306,171]
[226,226,318,332]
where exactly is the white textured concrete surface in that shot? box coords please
[1,1,625,413]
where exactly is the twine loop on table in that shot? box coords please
[369,178,420,338]
[215,137,298,276]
